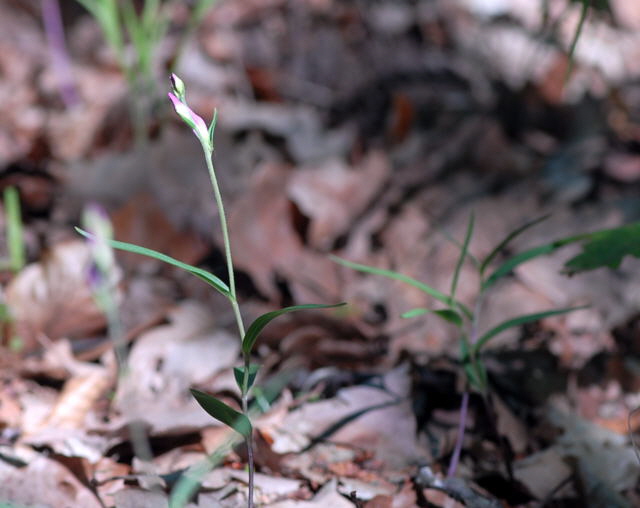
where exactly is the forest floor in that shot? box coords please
[1,1,640,507]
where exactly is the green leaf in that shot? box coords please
[242,303,346,355]
[460,339,488,392]
[401,308,429,319]
[76,227,230,298]
[435,225,480,269]
[433,309,464,327]
[481,235,582,291]
[450,212,474,301]
[471,306,587,355]
[233,364,260,394]
[480,214,550,276]
[4,187,25,273]
[463,359,488,392]
[208,108,218,149]
[190,389,252,438]
[331,255,472,319]
[563,222,640,275]
[401,307,463,327]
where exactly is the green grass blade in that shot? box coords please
[480,214,550,276]
[471,305,587,355]
[401,307,463,327]
[436,224,480,269]
[4,187,25,273]
[242,303,346,355]
[331,255,472,319]
[450,212,474,301]
[75,227,230,297]
[190,389,252,438]
[481,235,586,291]
[401,308,429,319]
[565,0,590,81]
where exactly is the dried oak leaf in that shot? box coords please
[6,240,119,351]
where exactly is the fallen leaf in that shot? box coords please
[268,478,354,508]
[114,301,240,434]
[514,447,573,500]
[6,240,119,351]
[0,454,103,508]
[268,365,427,469]
[229,162,340,302]
[287,152,389,250]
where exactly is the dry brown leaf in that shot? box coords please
[44,368,113,430]
[6,240,118,351]
[287,152,390,250]
[112,488,169,508]
[492,393,529,455]
[111,192,209,269]
[92,456,130,508]
[0,454,103,508]
[363,480,417,508]
[0,382,22,430]
[268,365,427,470]
[229,162,340,302]
[268,478,355,508]
[45,66,127,160]
[113,301,240,434]
[514,447,573,501]
[603,152,640,182]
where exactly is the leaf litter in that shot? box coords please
[2,0,640,506]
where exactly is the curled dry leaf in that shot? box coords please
[44,367,113,430]
[6,240,121,351]
[229,162,340,302]
[287,152,390,250]
[268,365,427,469]
[113,301,240,434]
[0,454,102,508]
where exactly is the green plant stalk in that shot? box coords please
[4,187,25,273]
[201,147,245,338]
[91,262,153,464]
[201,146,254,508]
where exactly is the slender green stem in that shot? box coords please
[202,148,245,336]
[203,146,253,508]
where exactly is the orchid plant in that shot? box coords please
[332,213,588,477]
[78,74,343,508]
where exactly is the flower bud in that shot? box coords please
[170,73,186,102]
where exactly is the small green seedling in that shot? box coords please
[77,74,343,508]
[334,212,640,475]
[334,213,586,395]
[0,187,25,273]
[74,0,219,144]
[332,213,589,476]
[0,187,26,352]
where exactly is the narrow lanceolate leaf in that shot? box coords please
[480,214,550,276]
[401,308,430,319]
[471,306,588,355]
[76,228,230,297]
[233,364,260,394]
[190,389,252,439]
[242,303,346,355]
[460,339,488,392]
[401,308,463,327]
[330,255,472,319]
[450,212,474,301]
[481,233,585,291]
